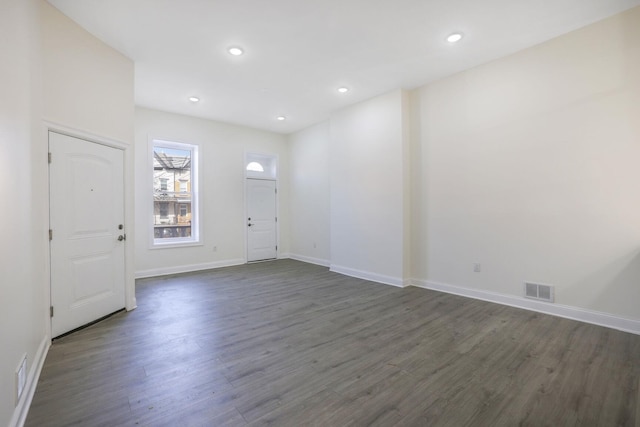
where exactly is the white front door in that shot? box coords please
[247,179,277,262]
[49,132,126,337]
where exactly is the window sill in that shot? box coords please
[150,240,203,250]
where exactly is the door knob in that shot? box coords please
[118,234,126,241]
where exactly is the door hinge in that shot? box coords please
[275,188,277,194]
[49,229,53,241]
[276,245,278,251]
[275,217,278,222]
[50,306,54,318]
[48,152,52,164]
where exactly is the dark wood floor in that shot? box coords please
[26,259,640,426]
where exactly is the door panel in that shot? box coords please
[247,179,277,262]
[49,132,125,337]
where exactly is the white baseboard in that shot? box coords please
[412,279,640,335]
[288,253,331,267]
[10,335,50,427]
[135,258,246,279]
[330,264,408,288]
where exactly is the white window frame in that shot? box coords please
[151,139,201,248]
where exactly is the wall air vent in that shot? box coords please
[524,282,554,303]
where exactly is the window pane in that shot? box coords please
[153,144,194,241]
[159,202,169,218]
[246,161,264,172]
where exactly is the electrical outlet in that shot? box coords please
[16,355,26,404]
[473,263,481,273]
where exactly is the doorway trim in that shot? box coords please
[244,151,279,263]
[44,120,136,338]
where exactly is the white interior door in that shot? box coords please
[49,132,126,337]
[247,179,277,262]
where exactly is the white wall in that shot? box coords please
[411,7,640,323]
[286,7,640,331]
[41,1,134,143]
[0,1,45,425]
[135,107,289,277]
[41,0,136,311]
[0,3,134,425]
[329,90,410,286]
[287,121,331,266]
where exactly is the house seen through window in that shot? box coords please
[153,141,198,245]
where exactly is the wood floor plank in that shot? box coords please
[25,259,640,426]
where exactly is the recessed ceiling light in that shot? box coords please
[337,87,349,93]
[228,47,244,56]
[276,116,286,121]
[189,96,200,103]
[447,33,463,43]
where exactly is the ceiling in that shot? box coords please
[48,0,640,135]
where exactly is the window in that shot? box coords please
[152,140,199,245]
[158,202,169,219]
[246,161,264,172]
[245,153,277,179]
